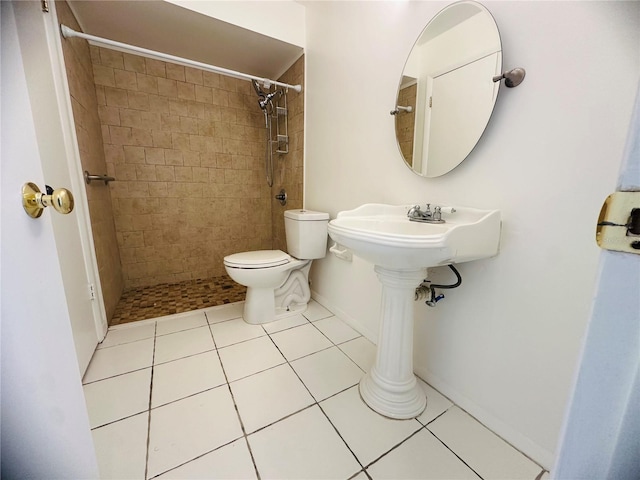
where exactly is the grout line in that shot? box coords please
[89,409,150,431]
[334,342,369,374]
[82,365,153,386]
[421,404,453,427]
[144,321,158,480]
[152,347,217,368]
[362,423,428,471]
[244,402,317,437]
[263,331,366,473]
[88,334,155,353]
[148,383,228,411]
[207,322,262,480]
[154,324,211,338]
[534,469,548,480]
[316,401,366,472]
[425,427,484,479]
[146,436,246,480]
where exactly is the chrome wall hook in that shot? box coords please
[493,68,526,88]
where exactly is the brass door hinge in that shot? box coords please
[41,0,49,12]
[596,191,640,254]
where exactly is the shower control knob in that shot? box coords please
[275,189,287,206]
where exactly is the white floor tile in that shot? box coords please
[156,311,208,336]
[84,368,151,428]
[313,316,361,344]
[204,302,244,324]
[291,347,363,401]
[338,336,376,373]
[152,351,226,408]
[262,313,309,334]
[321,386,423,466]
[99,322,156,349]
[92,412,148,480]
[154,326,215,365]
[416,378,453,425]
[210,317,265,348]
[147,387,243,478]
[427,406,542,479]
[270,323,332,361]
[230,364,315,433]
[367,428,479,480]
[156,439,257,479]
[248,405,361,480]
[302,299,333,321]
[218,336,286,382]
[83,338,154,384]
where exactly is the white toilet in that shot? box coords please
[223,209,329,325]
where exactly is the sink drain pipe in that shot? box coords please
[415,264,462,307]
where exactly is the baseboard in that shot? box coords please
[414,365,556,470]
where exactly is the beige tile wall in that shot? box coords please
[57,1,124,321]
[271,56,305,251]
[91,46,287,288]
[396,83,417,165]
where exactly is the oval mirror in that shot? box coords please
[395,1,502,177]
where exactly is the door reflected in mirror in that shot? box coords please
[395,1,502,177]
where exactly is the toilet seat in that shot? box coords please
[224,250,291,269]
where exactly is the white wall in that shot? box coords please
[304,0,639,468]
[167,0,306,48]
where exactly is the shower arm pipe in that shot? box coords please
[60,25,303,93]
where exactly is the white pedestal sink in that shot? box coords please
[328,204,501,419]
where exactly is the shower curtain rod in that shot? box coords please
[60,25,303,93]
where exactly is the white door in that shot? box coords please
[423,53,500,177]
[552,86,640,478]
[1,2,99,477]
[10,0,107,375]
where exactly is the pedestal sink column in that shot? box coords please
[360,266,427,419]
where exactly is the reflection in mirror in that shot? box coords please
[395,1,502,177]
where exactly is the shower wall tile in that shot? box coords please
[92,46,278,288]
[396,83,416,164]
[57,0,124,322]
[271,55,305,252]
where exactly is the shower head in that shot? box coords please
[252,79,265,98]
[252,79,282,112]
[260,91,281,110]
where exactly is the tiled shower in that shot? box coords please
[57,0,304,324]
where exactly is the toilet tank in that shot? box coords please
[284,209,330,260]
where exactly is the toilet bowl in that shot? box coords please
[224,209,329,325]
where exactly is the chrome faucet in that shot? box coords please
[407,204,451,224]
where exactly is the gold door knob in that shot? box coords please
[22,182,75,218]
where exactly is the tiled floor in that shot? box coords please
[110,275,246,325]
[84,300,546,480]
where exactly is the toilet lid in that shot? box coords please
[224,250,290,268]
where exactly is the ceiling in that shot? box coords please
[67,1,304,80]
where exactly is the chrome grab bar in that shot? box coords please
[84,171,115,185]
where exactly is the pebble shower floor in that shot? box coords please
[110,275,246,325]
[84,299,548,479]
